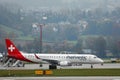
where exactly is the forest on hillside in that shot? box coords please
[0,3,120,58]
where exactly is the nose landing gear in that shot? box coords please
[91,65,93,68]
[101,63,103,66]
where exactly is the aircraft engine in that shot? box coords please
[59,61,71,66]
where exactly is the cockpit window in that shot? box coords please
[94,57,97,58]
[93,56,97,58]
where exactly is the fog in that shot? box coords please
[0,0,120,10]
[0,0,120,57]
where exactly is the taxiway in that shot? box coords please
[0,77,120,80]
[0,63,120,70]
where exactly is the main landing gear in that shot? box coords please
[39,64,43,67]
[39,64,57,69]
[49,65,57,69]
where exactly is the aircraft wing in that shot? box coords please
[42,59,59,65]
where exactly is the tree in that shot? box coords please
[64,25,79,41]
[94,36,106,58]
[108,37,120,58]
[84,36,96,51]
[0,40,6,53]
[74,38,83,53]
[23,38,40,53]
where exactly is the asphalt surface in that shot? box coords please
[0,63,120,70]
[0,63,120,80]
[0,77,120,80]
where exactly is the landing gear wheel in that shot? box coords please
[40,64,43,67]
[49,65,57,69]
[101,63,103,66]
[91,65,93,69]
[22,63,25,67]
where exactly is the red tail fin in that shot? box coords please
[5,39,32,62]
[5,39,19,58]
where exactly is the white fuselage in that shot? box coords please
[21,52,103,65]
[5,39,104,66]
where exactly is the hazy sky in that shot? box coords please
[0,0,120,9]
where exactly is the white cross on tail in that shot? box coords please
[8,45,15,52]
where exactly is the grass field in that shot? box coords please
[0,24,23,36]
[0,69,120,77]
[52,69,120,76]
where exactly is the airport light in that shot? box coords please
[35,16,47,53]
[37,24,44,53]
[32,23,44,53]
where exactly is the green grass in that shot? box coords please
[68,41,77,44]
[0,69,120,77]
[0,24,23,36]
[0,24,34,40]
[0,70,35,77]
[17,36,34,40]
[53,69,120,76]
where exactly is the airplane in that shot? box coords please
[5,38,104,69]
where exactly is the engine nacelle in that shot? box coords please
[59,61,71,66]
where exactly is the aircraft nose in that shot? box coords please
[99,58,104,63]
